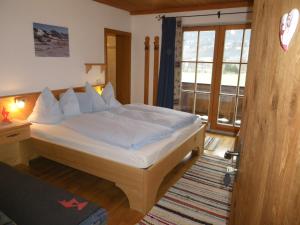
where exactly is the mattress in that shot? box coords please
[31,118,202,169]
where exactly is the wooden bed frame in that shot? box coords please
[0,86,206,214]
[20,124,205,214]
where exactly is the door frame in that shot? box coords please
[181,23,251,133]
[182,25,219,128]
[210,24,251,133]
[104,28,132,103]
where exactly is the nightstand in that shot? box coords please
[0,120,31,145]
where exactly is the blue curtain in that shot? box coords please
[157,17,176,108]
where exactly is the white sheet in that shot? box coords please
[109,106,199,131]
[61,112,172,150]
[31,118,203,169]
[124,104,198,121]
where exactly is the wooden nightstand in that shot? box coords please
[0,120,31,145]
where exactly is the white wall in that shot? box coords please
[0,0,130,96]
[0,2,251,102]
[130,7,252,104]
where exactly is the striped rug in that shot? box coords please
[137,155,235,225]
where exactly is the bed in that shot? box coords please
[20,118,205,213]
[30,115,203,169]
[1,86,206,214]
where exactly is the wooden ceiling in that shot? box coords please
[94,0,253,15]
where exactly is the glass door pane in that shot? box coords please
[180,62,196,113]
[196,93,210,121]
[180,91,194,113]
[217,27,251,129]
[218,95,235,125]
[179,25,251,132]
[196,63,213,92]
[195,30,215,120]
[181,62,196,88]
[198,31,215,62]
[182,31,198,61]
[223,29,244,62]
[180,29,216,119]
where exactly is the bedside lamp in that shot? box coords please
[95,86,103,95]
[15,98,26,109]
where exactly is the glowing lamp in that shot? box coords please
[95,86,103,95]
[8,102,18,113]
[15,98,26,109]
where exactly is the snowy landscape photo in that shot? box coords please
[33,23,70,57]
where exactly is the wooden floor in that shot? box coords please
[15,133,235,225]
[16,152,199,225]
[204,132,236,158]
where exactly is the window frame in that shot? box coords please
[179,24,251,133]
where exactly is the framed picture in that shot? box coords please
[33,22,70,57]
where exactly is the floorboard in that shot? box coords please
[204,132,236,157]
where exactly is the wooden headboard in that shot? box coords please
[0,85,102,120]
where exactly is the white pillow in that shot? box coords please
[85,82,108,112]
[28,87,63,124]
[102,82,122,108]
[76,93,93,113]
[60,88,81,117]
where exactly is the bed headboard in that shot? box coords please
[0,85,102,120]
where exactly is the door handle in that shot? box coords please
[224,151,240,159]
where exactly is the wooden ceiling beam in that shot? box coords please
[130,1,253,15]
[94,0,133,11]
[94,0,253,15]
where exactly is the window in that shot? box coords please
[179,28,216,122]
[178,24,251,132]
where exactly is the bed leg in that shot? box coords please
[116,178,162,214]
[192,128,205,156]
[192,147,201,156]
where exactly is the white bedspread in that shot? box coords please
[114,104,199,130]
[61,112,172,150]
[31,118,203,168]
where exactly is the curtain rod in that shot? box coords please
[155,10,252,21]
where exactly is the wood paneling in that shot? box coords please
[0,143,20,165]
[144,36,150,104]
[229,0,300,224]
[94,0,253,15]
[153,36,159,106]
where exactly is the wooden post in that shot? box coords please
[144,36,150,104]
[153,36,160,106]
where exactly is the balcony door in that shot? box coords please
[178,24,251,133]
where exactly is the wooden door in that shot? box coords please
[230,0,300,224]
[179,25,250,133]
[116,34,131,104]
[105,28,131,104]
[210,24,251,133]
